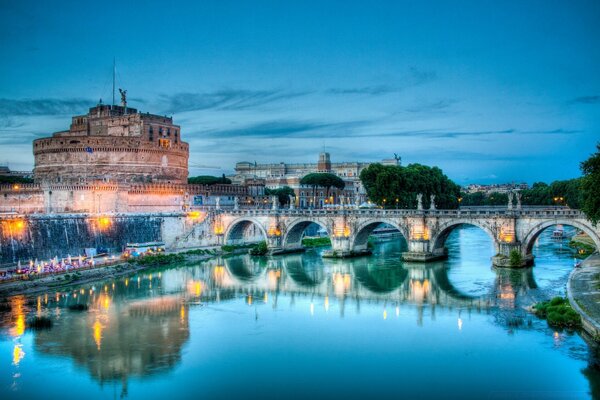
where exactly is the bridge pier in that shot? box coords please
[401,239,448,262]
[491,242,533,268]
[323,236,372,258]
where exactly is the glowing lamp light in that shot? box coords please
[411,226,429,240]
[187,211,204,221]
[268,225,281,237]
[499,227,515,243]
[214,222,224,235]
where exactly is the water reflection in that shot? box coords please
[0,226,598,399]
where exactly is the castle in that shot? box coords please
[1,98,261,214]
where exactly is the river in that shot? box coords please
[1,225,599,399]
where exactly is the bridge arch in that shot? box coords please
[224,217,268,245]
[430,219,499,255]
[521,219,600,257]
[352,219,408,252]
[283,218,331,249]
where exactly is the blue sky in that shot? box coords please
[0,0,598,184]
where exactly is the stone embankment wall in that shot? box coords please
[0,212,265,265]
[0,215,166,265]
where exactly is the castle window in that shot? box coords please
[167,128,171,136]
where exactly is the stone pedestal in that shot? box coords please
[401,240,448,262]
[491,242,533,268]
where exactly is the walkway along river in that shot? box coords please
[1,225,599,399]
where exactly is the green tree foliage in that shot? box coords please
[265,186,296,206]
[0,176,33,185]
[581,143,600,225]
[188,174,231,185]
[300,173,345,200]
[359,163,461,209]
[460,179,582,208]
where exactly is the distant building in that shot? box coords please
[231,152,399,207]
[464,182,529,194]
[0,165,32,180]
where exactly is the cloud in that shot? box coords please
[405,99,457,113]
[0,98,91,116]
[326,85,397,95]
[568,95,600,105]
[198,120,367,139]
[160,89,309,113]
[327,67,437,96]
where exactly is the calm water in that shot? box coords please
[1,226,599,399]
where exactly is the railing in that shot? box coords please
[219,207,584,218]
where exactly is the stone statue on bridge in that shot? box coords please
[215,197,220,210]
[417,193,423,211]
[507,192,514,210]
[289,195,295,210]
[515,191,522,210]
[429,194,436,210]
[233,196,239,211]
[272,195,278,210]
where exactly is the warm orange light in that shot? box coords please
[13,184,20,190]
[411,226,429,240]
[6,219,26,235]
[214,221,224,235]
[92,319,103,350]
[499,227,515,243]
[334,224,351,238]
[13,344,25,366]
[187,211,205,221]
[93,216,112,231]
[333,272,352,295]
[268,224,281,237]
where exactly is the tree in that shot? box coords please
[360,163,461,209]
[0,176,33,185]
[265,186,296,206]
[581,143,600,225]
[300,173,345,205]
[188,175,231,185]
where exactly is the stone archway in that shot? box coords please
[352,219,409,253]
[430,219,499,256]
[282,218,331,250]
[224,217,268,245]
[521,219,600,258]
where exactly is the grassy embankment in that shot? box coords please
[569,234,597,259]
[533,297,581,329]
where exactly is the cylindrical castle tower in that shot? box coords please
[33,104,189,185]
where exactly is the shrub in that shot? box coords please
[509,249,523,267]
[249,241,269,256]
[533,297,581,328]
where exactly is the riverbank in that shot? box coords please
[567,253,600,340]
[0,246,248,299]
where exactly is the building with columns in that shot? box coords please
[231,152,399,207]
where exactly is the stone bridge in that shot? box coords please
[209,207,599,267]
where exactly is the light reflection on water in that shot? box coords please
[0,225,599,399]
